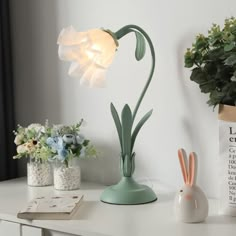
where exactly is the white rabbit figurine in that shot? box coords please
[174,149,208,223]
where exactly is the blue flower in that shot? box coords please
[47,137,68,161]
[58,149,68,161]
[46,137,55,146]
[46,137,59,150]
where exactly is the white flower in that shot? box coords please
[76,134,85,144]
[14,134,24,145]
[231,75,236,82]
[79,146,86,158]
[27,123,44,133]
[57,26,117,87]
[16,141,37,154]
[17,144,28,154]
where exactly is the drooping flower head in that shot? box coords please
[57,26,118,87]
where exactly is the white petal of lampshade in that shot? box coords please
[57,26,117,87]
[90,68,106,87]
[80,64,107,88]
[57,26,87,45]
[68,61,106,88]
[68,61,90,78]
[58,45,82,61]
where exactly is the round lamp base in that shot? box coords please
[100,177,157,205]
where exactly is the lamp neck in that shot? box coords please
[114,25,156,122]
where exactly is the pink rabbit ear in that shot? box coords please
[188,152,196,186]
[178,149,188,184]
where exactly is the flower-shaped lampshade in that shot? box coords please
[57,26,117,87]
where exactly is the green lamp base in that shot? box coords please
[100,177,157,205]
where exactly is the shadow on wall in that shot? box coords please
[78,141,121,185]
[176,35,197,150]
[11,0,62,176]
[176,33,216,194]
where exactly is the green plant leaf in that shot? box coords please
[225,54,236,66]
[121,104,132,156]
[110,103,122,150]
[135,31,146,61]
[184,57,194,68]
[207,90,225,107]
[224,42,235,52]
[199,80,216,93]
[206,48,225,60]
[131,109,153,152]
[190,68,207,84]
[195,35,209,51]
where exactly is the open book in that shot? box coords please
[17,194,83,220]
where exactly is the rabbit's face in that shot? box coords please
[178,185,194,201]
[176,185,208,213]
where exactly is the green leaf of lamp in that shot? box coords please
[57,24,157,205]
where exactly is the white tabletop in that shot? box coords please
[0,178,236,236]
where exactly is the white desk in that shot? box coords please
[0,178,235,236]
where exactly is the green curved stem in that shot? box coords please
[114,25,156,122]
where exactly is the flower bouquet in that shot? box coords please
[46,120,96,190]
[13,121,53,186]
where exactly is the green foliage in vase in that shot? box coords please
[184,17,236,107]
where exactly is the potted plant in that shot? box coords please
[185,17,236,107]
[13,121,53,186]
[46,120,96,191]
[184,17,236,216]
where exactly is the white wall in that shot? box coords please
[9,0,236,197]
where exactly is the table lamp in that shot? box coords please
[57,24,157,204]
